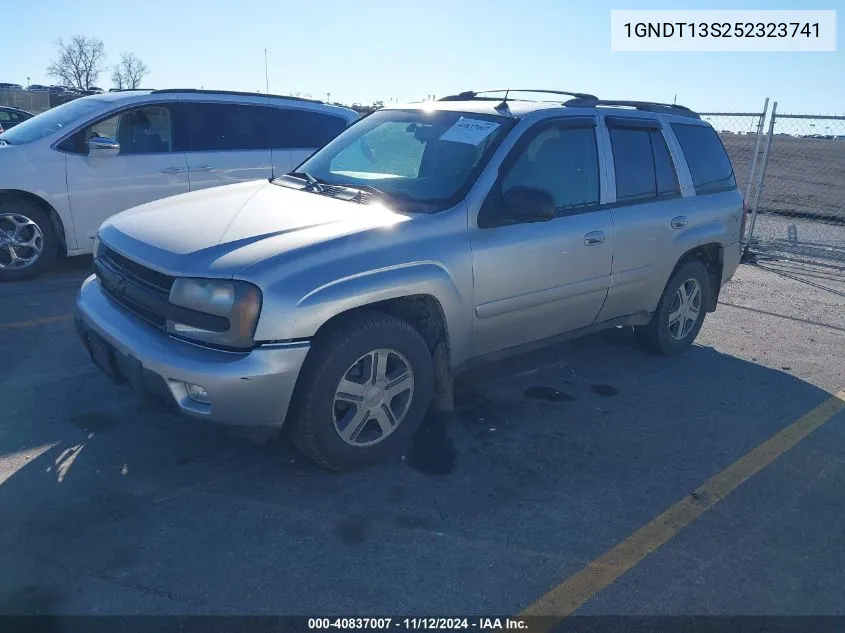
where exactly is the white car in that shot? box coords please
[0,89,358,280]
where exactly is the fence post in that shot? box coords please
[743,101,777,258]
[743,98,769,199]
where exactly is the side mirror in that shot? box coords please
[87,136,120,158]
[501,186,555,223]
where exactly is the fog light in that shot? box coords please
[186,383,210,404]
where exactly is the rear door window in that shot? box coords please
[609,127,656,201]
[671,123,736,194]
[269,107,348,149]
[651,129,680,197]
[608,122,681,202]
[183,102,268,152]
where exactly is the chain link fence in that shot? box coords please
[0,90,52,114]
[700,112,765,199]
[747,113,845,264]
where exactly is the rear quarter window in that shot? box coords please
[671,123,736,194]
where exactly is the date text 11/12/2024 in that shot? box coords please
[308,618,528,630]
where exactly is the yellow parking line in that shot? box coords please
[0,314,74,329]
[520,388,845,626]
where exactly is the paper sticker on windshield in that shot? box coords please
[439,117,500,145]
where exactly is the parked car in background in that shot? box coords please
[0,88,358,280]
[0,107,33,133]
[0,83,24,91]
[74,89,744,470]
[26,84,51,92]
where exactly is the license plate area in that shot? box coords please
[87,330,124,385]
[85,329,144,391]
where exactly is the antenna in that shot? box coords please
[495,89,511,111]
[265,48,273,180]
[264,49,269,94]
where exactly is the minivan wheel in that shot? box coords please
[636,259,711,356]
[288,311,434,471]
[0,199,58,282]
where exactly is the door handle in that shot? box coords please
[160,166,183,174]
[584,230,605,246]
[671,216,688,229]
[193,164,214,172]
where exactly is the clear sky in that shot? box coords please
[4,0,841,114]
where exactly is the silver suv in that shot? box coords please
[75,89,745,470]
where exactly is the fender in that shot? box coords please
[671,220,728,250]
[254,260,472,366]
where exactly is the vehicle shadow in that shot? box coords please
[0,326,834,615]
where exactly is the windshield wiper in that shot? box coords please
[336,183,399,205]
[289,171,325,193]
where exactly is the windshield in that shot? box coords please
[0,97,109,145]
[294,109,513,212]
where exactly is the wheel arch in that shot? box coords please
[305,292,456,412]
[0,189,69,255]
[672,243,724,312]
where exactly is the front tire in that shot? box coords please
[0,199,59,282]
[636,259,711,356]
[288,311,434,471]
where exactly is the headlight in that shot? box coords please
[92,235,102,259]
[167,278,262,350]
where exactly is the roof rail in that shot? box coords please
[564,98,700,119]
[150,88,323,104]
[439,89,598,102]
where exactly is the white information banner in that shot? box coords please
[611,10,836,52]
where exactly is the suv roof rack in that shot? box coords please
[563,97,700,119]
[150,88,323,104]
[439,89,598,103]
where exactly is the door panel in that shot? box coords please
[596,120,694,322]
[186,149,272,190]
[597,197,696,322]
[181,102,273,191]
[470,211,613,357]
[468,119,612,359]
[65,104,189,250]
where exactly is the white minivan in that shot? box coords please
[0,89,358,280]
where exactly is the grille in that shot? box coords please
[95,245,175,329]
[99,246,174,296]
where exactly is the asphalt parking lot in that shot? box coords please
[1,255,844,621]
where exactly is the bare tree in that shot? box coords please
[47,35,106,90]
[111,52,149,90]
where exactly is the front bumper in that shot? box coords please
[75,275,309,427]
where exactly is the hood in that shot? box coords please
[98,181,412,277]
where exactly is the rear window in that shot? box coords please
[269,108,349,149]
[671,123,736,194]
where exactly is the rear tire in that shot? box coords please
[0,199,59,282]
[288,311,434,471]
[636,259,711,356]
